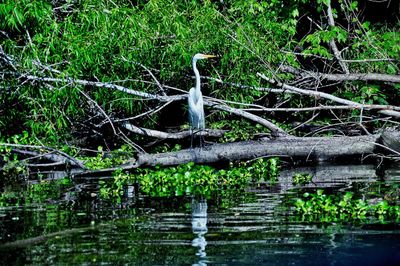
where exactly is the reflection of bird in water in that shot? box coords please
[191,198,208,264]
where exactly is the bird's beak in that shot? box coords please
[202,54,217,59]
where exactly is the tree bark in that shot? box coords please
[134,135,380,167]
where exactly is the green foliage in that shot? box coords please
[243,157,280,182]
[0,131,34,175]
[0,0,53,31]
[299,1,399,76]
[137,158,280,197]
[0,0,299,144]
[151,143,182,154]
[99,157,280,199]
[0,133,133,174]
[211,120,265,142]
[83,146,118,170]
[81,145,134,170]
[342,84,389,116]
[0,131,77,174]
[137,163,219,197]
[349,85,388,105]
[0,0,399,149]
[292,173,313,185]
[294,189,400,222]
[99,168,128,200]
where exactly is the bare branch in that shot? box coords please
[123,123,226,139]
[320,72,400,83]
[281,65,400,83]
[122,57,167,96]
[199,75,289,94]
[12,72,287,135]
[257,72,400,118]
[14,73,183,102]
[326,3,349,74]
[204,100,287,136]
[0,143,86,169]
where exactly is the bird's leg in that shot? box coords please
[190,128,194,149]
[193,129,205,148]
[199,130,205,148]
[199,132,202,148]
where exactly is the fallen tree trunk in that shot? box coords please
[135,134,381,167]
[72,130,400,178]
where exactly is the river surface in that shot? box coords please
[0,164,399,265]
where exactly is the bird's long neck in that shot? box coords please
[192,59,201,99]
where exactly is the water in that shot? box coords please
[0,164,399,265]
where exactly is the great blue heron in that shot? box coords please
[188,53,216,147]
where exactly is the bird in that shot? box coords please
[188,53,216,147]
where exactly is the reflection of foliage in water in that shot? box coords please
[99,158,280,199]
[0,177,72,207]
[0,177,77,245]
[210,189,259,210]
[294,189,400,222]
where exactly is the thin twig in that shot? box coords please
[289,113,320,133]
[122,56,167,96]
[117,128,146,154]
[76,88,117,135]
[112,101,173,123]
[364,141,400,156]
[281,50,397,63]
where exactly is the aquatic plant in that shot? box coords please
[294,189,400,222]
[292,173,313,185]
[99,168,130,199]
[99,158,280,199]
